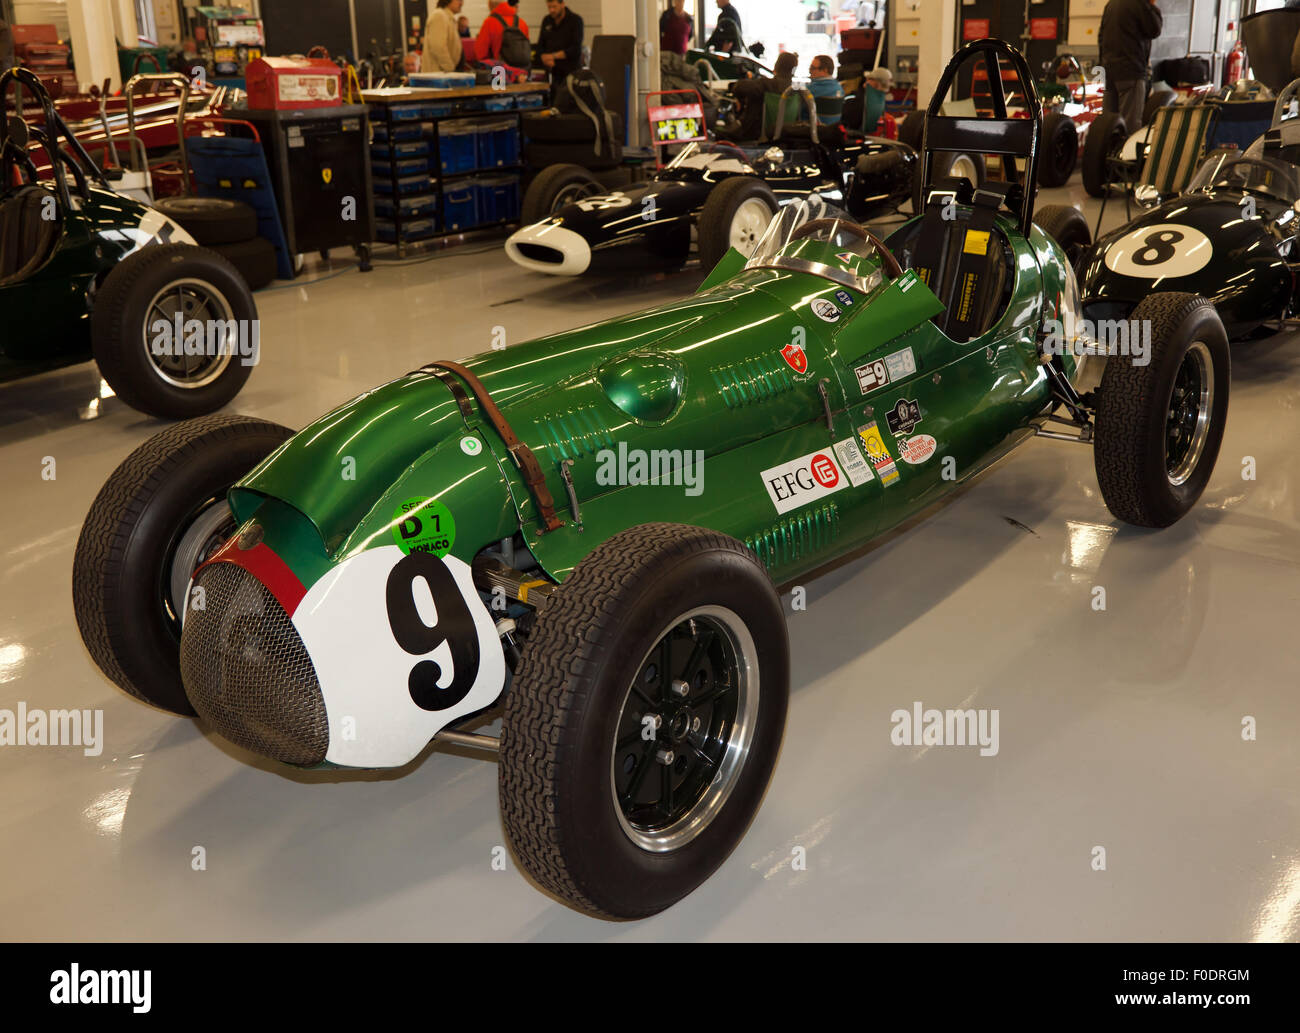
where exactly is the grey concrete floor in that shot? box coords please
[1,175,1298,942]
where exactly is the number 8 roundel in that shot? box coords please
[1103,223,1213,279]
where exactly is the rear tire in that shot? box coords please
[92,244,258,419]
[697,175,778,271]
[152,196,258,246]
[1082,111,1127,198]
[1038,111,1079,187]
[1094,292,1229,527]
[1033,204,1091,271]
[211,236,278,290]
[72,415,295,715]
[520,163,605,223]
[500,523,789,919]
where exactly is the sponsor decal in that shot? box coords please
[836,250,858,263]
[1102,223,1213,279]
[898,269,918,292]
[460,436,483,456]
[392,497,456,557]
[833,437,874,486]
[810,298,841,323]
[858,422,899,486]
[854,345,917,394]
[886,398,922,436]
[834,288,854,307]
[781,341,809,374]
[898,434,937,465]
[962,228,990,255]
[761,446,853,514]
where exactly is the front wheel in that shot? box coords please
[696,175,778,271]
[92,243,258,419]
[499,523,789,919]
[520,163,604,223]
[1094,292,1229,528]
[1082,111,1127,198]
[1038,111,1079,187]
[1033,203,1091,272]
[72,415,295,714]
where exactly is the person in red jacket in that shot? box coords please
[477,0,530,64]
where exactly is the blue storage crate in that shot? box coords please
[438,123,478,174]
[476,119,520,168]
[425,101,456,117]
[442,183,478,231]
[516,91,546,110]
[375,173,434,196]
[388,103,427,122]
[476,174,521,223]
[374,192,439,218]
[376,217,440,242]
[372,121,424,142]
[371,139,428,159]
[483,93,515,112]
[409,71,476,89]
[372,155,431,176]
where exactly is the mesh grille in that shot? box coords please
[180,563,329,766]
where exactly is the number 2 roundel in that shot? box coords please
[1103,223,1212,279]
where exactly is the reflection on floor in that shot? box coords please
[1,180,1298,942]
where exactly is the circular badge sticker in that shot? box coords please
[898,435,937,465]
[392,498,456,557]
[1102,223,1213,279]
[811,298,841,323]
[460,436,483,456]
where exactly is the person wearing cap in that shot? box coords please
[865,66,893,93]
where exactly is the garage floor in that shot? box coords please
[2,177,1299,942]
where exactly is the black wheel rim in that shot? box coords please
[1166,340,1214,486]
[141,277,238,388]
[551,182,600,213]
[610,607,757,852]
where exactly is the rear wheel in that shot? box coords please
[1094,292,1229,527]
[500,523,789,919]
[1038,111,1079,187]
[520,163,604,223]
[1033,204,1091,271]
[72,415,295,714]
[1143,89,1176,126]
[697,175,778,270]
[1082,111,1127,198]
[152,196,258,246]
[92,243,258,419]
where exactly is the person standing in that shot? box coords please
[1099,0,1163,130]
[422,0,464,73]
[660,0,693,57]
[477,0,531,65]
[706,0,744,54]
[537,0,584,85]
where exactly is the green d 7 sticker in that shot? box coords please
[392,497,456,557]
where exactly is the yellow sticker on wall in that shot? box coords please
[963,229,990,255]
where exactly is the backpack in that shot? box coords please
[492,11,531,68]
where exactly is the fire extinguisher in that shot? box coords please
[1226,34,1246,85]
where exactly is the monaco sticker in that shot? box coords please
[811,298,841,323]
[858,422,899,486]
[898,434,937,465]
[761,446,851,514]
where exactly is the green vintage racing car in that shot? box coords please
[72,41,1230,919]
[1,68,257,419]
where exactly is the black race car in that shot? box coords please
[506,115,915,276]
[1078,80,1300,341]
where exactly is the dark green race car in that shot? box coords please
[73,42,1230,919]
[1,69,257,418]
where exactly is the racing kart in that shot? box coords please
[72,41,1230,920]
[0,69,258,418]
[506,93,915,276]
[1078,80,1300,340]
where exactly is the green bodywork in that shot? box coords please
[230,215,1073,590]
[0,185,174,381]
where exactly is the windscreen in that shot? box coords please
[1186,151,1300,203]
[744,197,885,293]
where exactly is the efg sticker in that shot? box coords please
[833,437,874,486]
[898,434,937,465]
[761,447,851,514]
[858,422,899,486]
[811,298,841,323]
[886,398,922,436]
[834,289,854,307]
[963,228,990,255]
[392,497,457,557]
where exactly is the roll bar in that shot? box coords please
[919,38,1042,235]
[0,67,109,206]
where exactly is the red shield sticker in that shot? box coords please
[781,343,808,374]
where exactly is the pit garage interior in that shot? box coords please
[0,0,1298,942]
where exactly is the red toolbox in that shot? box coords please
[12,24,60,46]
[245,57,341,110]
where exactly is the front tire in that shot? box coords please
[1038,111,1079,187]
[92,243,258,419]
[520,163,604,223]
[696,175,778,271]
[72,415,295,714]
[1033,204,1091,271]
[1094,293,1229,527]
[1082,111,1127,198]
[500,523,789,919]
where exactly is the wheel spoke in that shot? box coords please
[619,743,655,807]
[689,743,717,771]
[617,727,648,751]
[657,633,674,702]
[679,628,715,683]
[629,681,655,708]
[689,678,732,709]
[660,761,674,817]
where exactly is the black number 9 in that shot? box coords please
[385,551,481,712]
